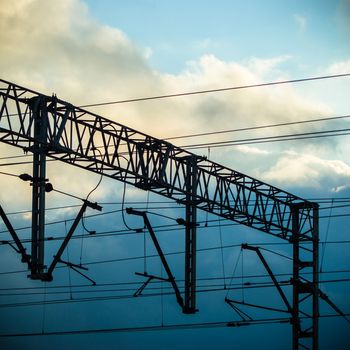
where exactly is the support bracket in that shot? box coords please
[126,208,184,310]
[0,205,31,268]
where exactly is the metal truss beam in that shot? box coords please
[0,79,315,239]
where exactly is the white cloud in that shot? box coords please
[246,55,292,78]
[0,0,339,207]
[328,59,350,74]
[195,38,213,50]
[236,145,270,155]
[332,184,350,193]
[262,151,350,188]
[294,14,306,32]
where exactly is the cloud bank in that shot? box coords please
[0,0,349,203]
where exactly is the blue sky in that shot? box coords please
[0,0,350,349]
[84,0,349,74]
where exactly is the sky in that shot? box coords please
[0,0,350,349]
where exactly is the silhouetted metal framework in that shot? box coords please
[0,79,319,349]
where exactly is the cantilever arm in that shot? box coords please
[126,208,184,309]
[43,200,102,281]
[241,243,292,313]
[319,289,350,325]
[0,204,31,268]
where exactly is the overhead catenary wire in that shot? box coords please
[0,197,350,218]
[1,126,349,169]
[1,112,350,168]
[1,277,349,299]
[78,73,350,108]
[1,313,350,338]
[1,239,350,277]
[1,268,349,292]
[0,277,349,309]
[0,76,350,342]
[2,207,350,248]
[180,128,350,150]
[166,114,350,141]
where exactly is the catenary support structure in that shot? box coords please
[0,79,319,349]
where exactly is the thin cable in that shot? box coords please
[0,170,19,178]
[181,126,350,149]
[145,211,178,222]
[160,262,164,327]
[0,113,350,163]
[144,192,150,273]
[82,153,104,236]
[166,114,350,141]
[66,222,73,300]
[218,218,226,289]
[121,182,134,231]
[259,247,293,261]
[79,73,350,108]
[241,249,245,303]
[41,282,47,334]
[1,313,350,337]
[320,199,334,274]
[226,249,242,298]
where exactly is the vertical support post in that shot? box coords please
[292,205,300,350]
[291,203,319,350]
[183,156,197,314]
[30,96,48,278]
[312,206,319,350]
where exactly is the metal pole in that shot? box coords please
[312,205,319,350]
[292,205,300,350]
[291,203,319,350]
[30,96,48,278]
[184,156,197,314]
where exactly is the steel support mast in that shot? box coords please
[291,203,319,350]
[28,96,48,277]
[184,156,198,313]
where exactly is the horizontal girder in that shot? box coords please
[0,79,316,239]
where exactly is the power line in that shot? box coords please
[78,73,350,108]
[0,277,348,309]
[1,198,350,218]
[1,204,350,248]
[0,313,348,338]
[166,114,350,141]
[1,113,350,167]
[1,268,349,292]
[0,272,349,296]
[1,239,350,277]
[181,128,350,150]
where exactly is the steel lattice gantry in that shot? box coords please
[0,79,319,349]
